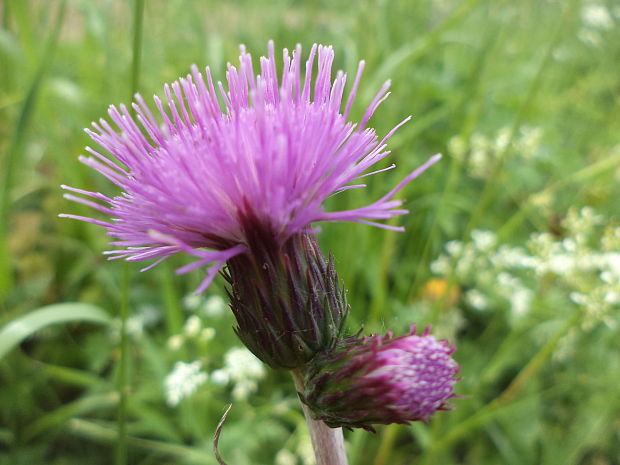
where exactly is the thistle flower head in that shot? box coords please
[61,41,440,292]
[301,326,460,431]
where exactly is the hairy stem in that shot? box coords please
[292,369,349,465]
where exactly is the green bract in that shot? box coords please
[225,230,348,369]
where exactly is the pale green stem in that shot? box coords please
[115,264,130,465]
[292,369,349,465]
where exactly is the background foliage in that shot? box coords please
[1,0,619,464]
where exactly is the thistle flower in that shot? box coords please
[61,42,440,369]
[60,41,440,292]
[300,326,460,431]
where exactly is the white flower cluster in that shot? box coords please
[163,347,266,406]
[432,207,619,328]
[448,126,543,179]
[166,294,225,350]
[163,295,266,406]
[432,231,533,319]
[163,361,209,407]
[211,347,266,401]
[578,3,614,46]
[183,293,227,318]
[582,3,614,29]
[110,305,161,341]
[167,314,217,351]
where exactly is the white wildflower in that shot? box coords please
[562,238,577,252]
[455,246,477,276]
[470,149,489,179]
[563,207,603,236]
[432,205,618,332]
[183,315,202,337]
[570,292,587,305]
[466,289,488,311]
[472,230,497,251]
[204,295,227,317]
[209,347,266,400]
[118,305,160,338]
[430,255,451,275]
[604,291,620,305]
[601,226,620,251]
[224,347,265,380]
[446,240,464,256]
[200,327,216,341]
[164,361,208,407]
[125,315,145,337]
[510,288,532,317]
[232,380,258,401]
[210,369,230,385]
[497,272,516,289]
[516,126,543,159]
[578,28,602,46]
[496,273,532,317]
[530,190,554,210]
[603,252,620,278]
[548,254,577,276]
[494,127,511,152]
[471,133,491,154]
[494,245,538,269]
[581,4,613,29]
[183,294,203,311]
[600,271,614,284]
[167,334,185,351]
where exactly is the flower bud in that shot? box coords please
[300,326,459,431]
[223,225,348,370]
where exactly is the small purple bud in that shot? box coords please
[301,326,460,431]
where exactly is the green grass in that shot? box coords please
[1,0,619,464]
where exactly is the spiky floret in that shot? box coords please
[60,41,440,292]
[301,326,460,431]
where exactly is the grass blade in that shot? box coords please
[0,0,66,299]
[116,2,145,464]
[0,302,112,360]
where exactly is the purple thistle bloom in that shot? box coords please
[301,326,460,431]
[61,41,440,292]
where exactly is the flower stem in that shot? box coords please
[292,369,349,465]
[115,263,130,465]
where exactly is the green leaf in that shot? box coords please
[24,392,119,441]
[0,303,112,360]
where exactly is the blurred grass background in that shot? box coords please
[1,0,619,464]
